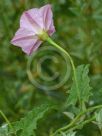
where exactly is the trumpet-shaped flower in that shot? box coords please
[11,4,55,55]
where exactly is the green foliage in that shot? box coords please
[66,65,92,106]
[0,103,55,136]
[0,125,8,136]
[95,109,102,130]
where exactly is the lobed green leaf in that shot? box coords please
[66,65,92,106]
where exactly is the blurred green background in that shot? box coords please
[0,0,102,135]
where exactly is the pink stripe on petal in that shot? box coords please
[26,9,44,29]
[40,4,53,30]
[20,12,37,33]
[48,20,55,36]
[22,39,42,55]
[11,28,36,48]
[24,11,40,30]
[20,9,43,33]
[14,27,35,36]
[11,35,34,43]
[29,40,42,55]
[45,7,51,28]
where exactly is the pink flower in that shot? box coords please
[11,4,55,55]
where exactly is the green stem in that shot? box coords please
[46,37,81,108]
[67,115,95,132]
[51,105,102,135]
[0,110,12,129]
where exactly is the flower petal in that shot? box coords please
[20,8,43,33]
[22,40,42,55]
[11,28,42,55]
[11,28,35,46]
[47,20,55,36]
[39,4,54,31]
